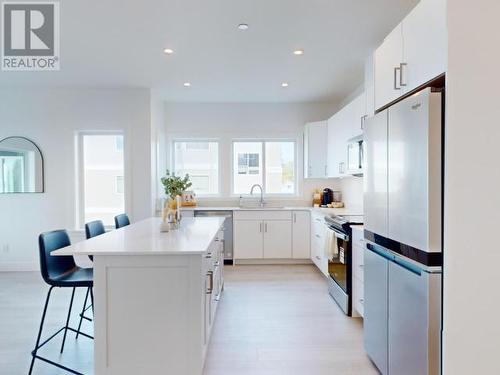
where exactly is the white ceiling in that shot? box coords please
[0,0,419,103]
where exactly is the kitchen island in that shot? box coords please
[52,217,225,375]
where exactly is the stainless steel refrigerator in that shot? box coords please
[363,88,442,375]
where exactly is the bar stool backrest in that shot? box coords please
[38,230,76,286]
[85,220,105,239]
[114,213,130,229]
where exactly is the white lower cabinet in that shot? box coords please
[351,226,365,317]
[292,211,311,259]
[233,220,263,259]
[233,210,311,260]
[203,232,224,357]
[263,220,292,258]
[310,212,328,276]
[234,210,310,260]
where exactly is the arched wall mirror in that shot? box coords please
[0,137,44,193]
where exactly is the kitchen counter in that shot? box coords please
[181,205,363,217]
[51,216,226,375]
[52,217,224,256]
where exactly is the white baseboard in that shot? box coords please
[0,262,39,272]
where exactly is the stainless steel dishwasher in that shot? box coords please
[193,210,233,264]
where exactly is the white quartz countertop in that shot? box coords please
[181,206,363,216]
[52,217,225,256]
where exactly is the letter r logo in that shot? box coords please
[3,3,55,56]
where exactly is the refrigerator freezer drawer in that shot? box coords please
[364,246,389,374]
[388,259,441,375]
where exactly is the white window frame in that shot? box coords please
[230,139,298,197]
[76,130,127,230]
[170,138,222,197]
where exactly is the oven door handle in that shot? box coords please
[327,226,349,241]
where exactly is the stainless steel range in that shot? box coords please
[324,214,363,316]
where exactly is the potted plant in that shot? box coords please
[161,170,192,210]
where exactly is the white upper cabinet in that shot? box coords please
[374,23,404,110]
[327,92,365,178]
[365,53,376,117]
[374,0,447,111]
[402,0,447,92]
[304,121,328,179]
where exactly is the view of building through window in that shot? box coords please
[265,141,295,194]
[233,141,295,195]
[82,134,125,226]
[173,141,219,195]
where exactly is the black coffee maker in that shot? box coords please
[322,188,334,206]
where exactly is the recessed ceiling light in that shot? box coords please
[163,48,174,54]
[237,23,249,30]
[293,49,304,55]
[183,82,191,87]
[281,82,289,87]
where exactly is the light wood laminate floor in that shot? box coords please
[0,265,378,374]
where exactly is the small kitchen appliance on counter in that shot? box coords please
[321,188,333,206]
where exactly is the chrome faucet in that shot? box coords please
[250,184,265,207]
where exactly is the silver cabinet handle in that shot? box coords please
[359,264,364,269]
[394,66,401,90]
[338,162,345,174]
[399,63,407,87]
[265,222,268,232]
[324,165,328,176]
[259,222,262,233]
[315,255,321,260]
[315,234,321,238]
[206,271,214,294]
[361,115,367,130]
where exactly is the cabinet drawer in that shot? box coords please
[234,210,292,221]
[351,226,364,245]
[352,244,364,282]
[353,277,365,317]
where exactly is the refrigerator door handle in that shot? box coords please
[366,242,423,276]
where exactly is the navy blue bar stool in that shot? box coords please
[29,230,94,375]
[75,220,106,338]
[114,213,130,229]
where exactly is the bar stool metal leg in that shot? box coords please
[60,287,76,354]
[90,288,94,317]
[75,288,89,339]
[28,286,54,375]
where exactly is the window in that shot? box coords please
[115,176,124,194]
[173,141,219,195]
[232,141,295,195]
[238,153,259,174]
[80,134,125,226]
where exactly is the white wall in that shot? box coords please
[163,102,340,204]
[338,176,363,211]
[443,1,500,373]
[0,88,153,271]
